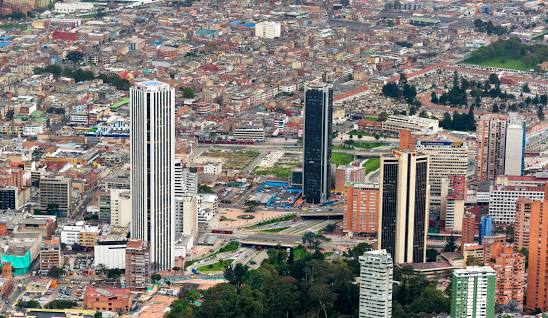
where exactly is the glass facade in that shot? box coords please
[303,83,333,204]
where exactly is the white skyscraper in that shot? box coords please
[359,250,393,318]
[174,159,198,243]
[504,113,525,176]
[130,81,175,271]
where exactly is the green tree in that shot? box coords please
[94,312,102,318]
[151,273,161,282]
[521,83,531,93]
[18,300,41,308]
[430,91,439,104]
[4,109,14,121]
[223,263,248,292]
[426,248,439,262]
[378,111,389,122]
[47,266,64,278]
[444,236,457,252]
[181,87,195,98]
[107,268,122,280]
[45,300,77,309]
[66,51,83,63]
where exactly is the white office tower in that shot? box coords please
[255,21,281,39]
[175,195,198,239]
[174,159,198,245]
[359,250,393,318]
[130,81,176,271]
[504,113,525,176]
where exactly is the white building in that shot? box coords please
[54,2,94,13]
[359,250,393,318]
[110,189,131,228]
[60,222,100,246]
[255,21,281,39]
[488,186,544,224]
[233,126,266,142]
[203,162,223,176]
[504,113,525,176]
[94,242,127,269]
[175,194,198,240]
[130,81,176,270]
[382,115,439,135]
[416,136,468,201]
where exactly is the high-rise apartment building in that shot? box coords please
[526,184,548,312]
[488,243,525,307]
[344,183,379,236]
[514,197,533,250]
[334,166,366,193]
[488,185,544,224]
[358,250,393,318]
[303,82,333,204]
[416,134,468,201]
[39,176,72,217]
[125,239,150,290]
[475,114,508,183]
[175,195,198,240]
[475,113,525,183]
[378,150,429,264]
[130,81,176,270]
[451,266,496,318]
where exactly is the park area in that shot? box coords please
[363,158,380,172]
[463,56,532,71]
[332,152,354,166]
[199,149,259,171]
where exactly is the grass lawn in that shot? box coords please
[353,141,385,149]
[463,56,532,71]
[348,130,375,137]
[219,241,240,253]
[260,227,290,233]
[363,158,380,172]
[249,214,297,228]
[365,116,379,122]
[332,152,354,166]
[198,259,233,273]
[255,167,292,179]
[202,149,259,170]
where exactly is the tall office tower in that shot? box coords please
[514,197,532,250]
[462,211,477,246]
[130,81,176,271]
[526,184,548,312]
[416,134,468,201]
[125,239,151,290]
[440,175,466,231]
[378,150,429,264]
[503,113,525,176]
[488,243,525,308]
[451,266,496,318]
[479,215,493,245]
[302,82,333,204]
[344,183,379,236]
[358,250,393,318]
[475,114,508,183]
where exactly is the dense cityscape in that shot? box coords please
[0,0,546,317]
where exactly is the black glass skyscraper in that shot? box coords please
[303,82,333,204]
[378,150,429,264]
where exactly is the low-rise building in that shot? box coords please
[83,287,132,313]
